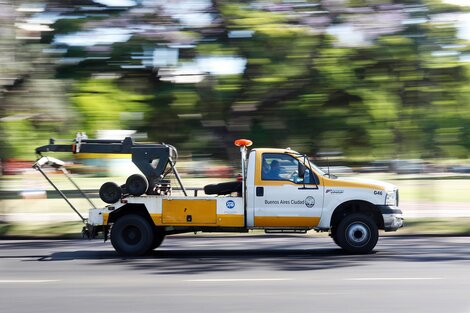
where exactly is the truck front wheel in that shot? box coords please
[111,214,154,256]
[335,213,378,254]
[330,227,340,247]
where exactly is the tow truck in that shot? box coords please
[34,134,403,255]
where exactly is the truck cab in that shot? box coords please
[245,148,402,249]
[35,136,403,256]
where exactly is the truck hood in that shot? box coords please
[334,176,397,192]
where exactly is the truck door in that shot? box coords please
[253,152,323,228]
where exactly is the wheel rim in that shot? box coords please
[346,222,370,247]
[122,225,142,246]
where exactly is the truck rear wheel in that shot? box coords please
[149,232,165,251]
[335,213,378,254]
[111,214,153,256]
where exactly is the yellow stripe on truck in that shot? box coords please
[323,178,385,190]
[216,214,245,227]
[254,216,320,228]
[152,213,244,227]
[75,153,132,159]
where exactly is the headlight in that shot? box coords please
[385,190,398,206]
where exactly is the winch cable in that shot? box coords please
[33,158,87,224]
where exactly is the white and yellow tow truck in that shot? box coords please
[34,135,403,256]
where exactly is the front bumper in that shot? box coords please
[378,205,404,231]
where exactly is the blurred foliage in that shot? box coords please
[1,0,470,162]
[72,78,152,133]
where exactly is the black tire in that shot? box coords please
[126,174,149,196]
[110,214,154,256]
[330,227,340,247]
[99,182,122,204]
[149,231,166,251]
[335,213,378,254]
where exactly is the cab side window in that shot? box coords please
[262,153,303,183]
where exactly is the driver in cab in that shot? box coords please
[265,160,282,180]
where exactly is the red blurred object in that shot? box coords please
[3,159,34,175]
[205,165,234,178]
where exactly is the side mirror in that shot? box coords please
[304,169,311,184]
[298,162,306,178]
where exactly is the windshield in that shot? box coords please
[287,152,326,176]
[307,159,327,176]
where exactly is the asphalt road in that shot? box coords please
[1,235,470,313]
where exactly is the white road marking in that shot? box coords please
[0,280,59,283]
[345,278,444,281]
[185,278,292,282]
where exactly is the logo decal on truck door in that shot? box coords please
[226,200,235,209]
[305,196,315,208]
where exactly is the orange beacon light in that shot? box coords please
[234,139,253,147]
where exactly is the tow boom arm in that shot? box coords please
[35,133,184,192]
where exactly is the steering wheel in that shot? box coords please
[289,170,299,183]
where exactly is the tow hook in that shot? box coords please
[82,224,98,239]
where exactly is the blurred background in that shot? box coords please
[1,0,470,236]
